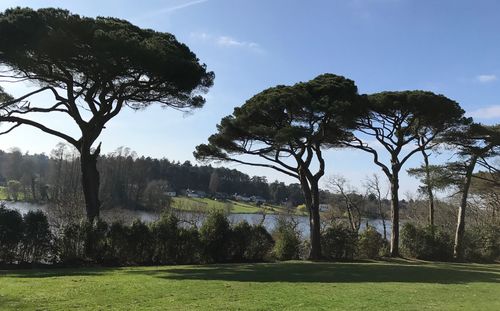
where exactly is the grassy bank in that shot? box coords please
[0,186,8,200]
[171,196,298,215]
[1,261,499,310]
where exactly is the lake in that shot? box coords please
[2,201,391,238]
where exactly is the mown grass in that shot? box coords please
[0,261,499,310]
[171,196,288,214]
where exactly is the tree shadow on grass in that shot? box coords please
[0,267,109,278]
[128,262,500,284]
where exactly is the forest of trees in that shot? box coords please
[0,145,310,209]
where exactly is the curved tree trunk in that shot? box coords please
[453,155,478,260]
[299,173,321,260]
[309,180,322,260]
[422,151,435,229]
[80,145,101,222]
[389,170,400,257]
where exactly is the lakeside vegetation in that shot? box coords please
[1,191,300,215]
[171,197,304,215]
[1,261,499,310]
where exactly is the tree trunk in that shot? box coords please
[389,170,400,257]
[299,174,321,260]
[80,146,101,222]
[453,155,478,260]
[422,151,435,229]
[309,180,322,260]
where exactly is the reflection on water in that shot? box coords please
[3,201,391,237]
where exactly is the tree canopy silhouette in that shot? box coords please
[194,73,364,259]
[0,7,214,221]
[343,91,467,257]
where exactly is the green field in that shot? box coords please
[0,186,7,200]
[0,191,297,215]
[171,196,293,214]
[1,261,499,310]
[0,186,26,201]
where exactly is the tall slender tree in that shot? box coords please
[440,124,500,260]
[194,74,363,259]
[0,8,214,221]
[407,162,451,229]
[343,91,466,256]
[364,174,388,240]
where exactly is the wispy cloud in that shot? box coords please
[191,32,263,52]
[476,74,497,83]
[160,0,209,13]
[468,105,500,119]
[217,36,260,49]
[134,0,208,21]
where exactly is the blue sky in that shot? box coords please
[0,0,499,195]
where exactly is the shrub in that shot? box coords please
[176,227,201,264]
[272,217,301,261]
[128,220,153,265]
[21,210,52,263]
[357,226,384,259]
[83,219,109,263]
[0,205,23,263]
[58,221,86,264]
[105,222,130,265]
[245,225,274,262]
[231,221,274,262]
[231,221,252,262]
[299,239,311,260]
[321,225,357,260]
[200,211,232,263]
[464,224,500,262]
[401,223,453,261]
[151,213,181,264]
[401,223,418,258]
[59,219,110,264]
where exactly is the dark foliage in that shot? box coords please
[20,210,52,263]
[199,211,232,263]
[357,226,385,259]
[321,225,357,260]
[105,222,130,265]
[231,221,274,262]
[463,224,500,262]
[127,220,154,265]
[272,218,302,260]
[401,223,453,261]
[0,205,23,263]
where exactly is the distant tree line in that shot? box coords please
[0,145,310,209]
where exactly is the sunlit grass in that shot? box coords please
[171,196,286,214]
[1,261,499,310]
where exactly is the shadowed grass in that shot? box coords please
[1,261,499,310]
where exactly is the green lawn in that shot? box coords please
[172,196,288,214]
[1,261,499,310]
